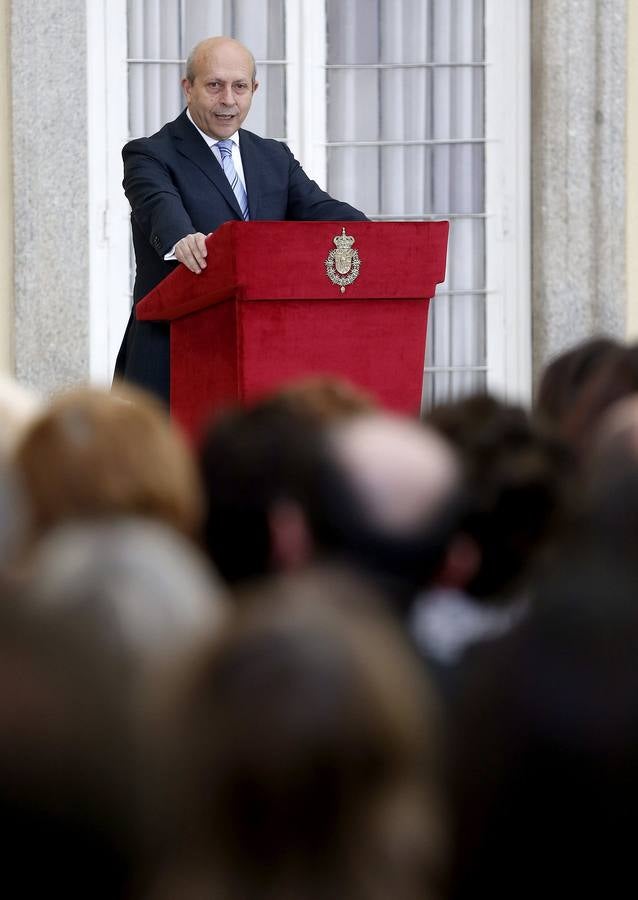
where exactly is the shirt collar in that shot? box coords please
[186,108,240,149]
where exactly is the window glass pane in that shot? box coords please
[421,368,487,412]
[326,0,486,411]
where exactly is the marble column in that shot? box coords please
[12,1,89,393]
[531,0,627,380]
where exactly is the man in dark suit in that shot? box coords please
[115,36,367,403]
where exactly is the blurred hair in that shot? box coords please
[153,568,446,900]
[199,401,335,584]
[0,598,139,897]
[24,517,227,685]
[427,394,570,601]
[563,395,638,560]
[14,384,202,546]
[534,336,622,435]
[450,548,638,898]
[267,376,376,423]
[201,404,466,608]
[550,341,638,456]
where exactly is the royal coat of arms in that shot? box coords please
[324,228,361,293]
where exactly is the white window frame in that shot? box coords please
[485,0,531,403]
[87,0,131,385]
[89,0,531,402]
[285,0,327,187]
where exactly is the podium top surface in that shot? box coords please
[137,220,449,322]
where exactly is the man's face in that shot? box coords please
[183,40,258,140]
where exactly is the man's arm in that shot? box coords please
[123,141,209,273]
[281,143,368,222]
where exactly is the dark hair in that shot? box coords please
[155,580,446,900]
[427,394,570,600]
[450,549,638,898]
[547,341,638,457]
[199,402,333,584]
[534,336,622,432]
[0,600,139,897]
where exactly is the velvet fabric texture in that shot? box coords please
[137,220,449,440]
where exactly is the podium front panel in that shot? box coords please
[170,295,430,440]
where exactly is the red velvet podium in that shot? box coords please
[136,221,449,439]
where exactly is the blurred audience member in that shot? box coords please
[269,375,376,422]
[201,403,467,612]
[323,413,467,610]
[23,518,227,689]
[200,400,329,584]
[199,379,373,587]
[0,599,140,897]
[450,548,638,898]
[541,339,638,458]
[415,394,568,666]
[534,335,621,438]
[14,384,202,551]
[559,393,638,564]
[152,570,446,900]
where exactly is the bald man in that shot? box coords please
[325,414,469,602]
[115,37,367,403]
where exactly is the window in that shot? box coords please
[90,0,530,406]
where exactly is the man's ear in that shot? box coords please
[252,80,260,95]
[268,500,314,573]
[181,77,192,101]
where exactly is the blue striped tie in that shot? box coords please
[216,139,249,220]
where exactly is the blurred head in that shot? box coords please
[200,399,339,584]
[534,336,622,435]
[200,405,466,608]
[547,341,638,458]
[156,570,446,900]
[0,600,138,897]
[268,376,376,423]
[427,394,569,602]
[321,413,467,607]
[183,36,258,139]
[451,549,638,898]
[24,518,227,686]
[567,394,638,560]
[329,414,460,536]
[14,384,203,548]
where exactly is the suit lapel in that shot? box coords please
[238,129,263,220]
[170,111,243,219]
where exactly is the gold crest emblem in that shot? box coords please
[325,228,361,293]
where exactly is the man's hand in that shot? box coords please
[174,232,212,274]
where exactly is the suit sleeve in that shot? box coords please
[282,144,368,222]
[122,141,196,258]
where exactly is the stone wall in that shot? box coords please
[531,0,627,377]
[12,1,89,392]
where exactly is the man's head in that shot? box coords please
[182,36,258,140]
[200,403,467,607]
[320,415,467,604]
[329,414,461,537]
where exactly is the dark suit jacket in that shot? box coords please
[115,110,367,402]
